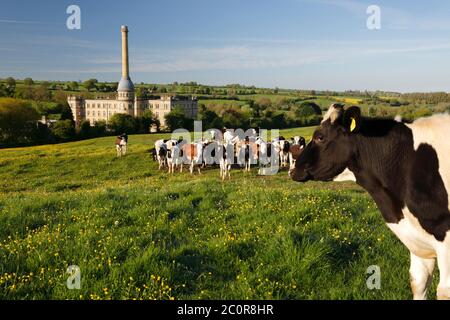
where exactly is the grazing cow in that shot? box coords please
[115,136,127,157]
[154,139,167,152]
[236,138,258,172]
[155,139,170,169]
[288,137,306,169]
[218,142,233,180]
[181,142,204,174]
[256,139,280,175]
[167,144,183,174]
[290,103,450,300]
[276,138,290,168]
[156,143,168,170]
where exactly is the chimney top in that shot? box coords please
[121,25,128,32]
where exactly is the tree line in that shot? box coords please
[0,97,159,147]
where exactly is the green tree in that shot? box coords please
[53,90,68,106]
[14,86,34,100]
[294,101,321,118]
[271,113,287,129]
[0,98,40,144]
[5,77,16,96]
[164,107,191,131]
[198,106,223,129]
[92,120,107,136]
[40,81,50,88]
[51,120,76,141]
[23,77,34,86]
[67,81,79,91]
[139,109,155,133]
[0,84,8,97]
[6,77,16,88]
[108,113,136,134]
[83,79,98,91]
[33,85,52,101]
[78,120,91,138]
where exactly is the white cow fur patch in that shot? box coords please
[333,168,356,182]
[387,207,439,259]
[321,104,342,124]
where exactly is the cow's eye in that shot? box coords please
[315,135,324,143]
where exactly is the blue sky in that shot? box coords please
[1,0,450,92]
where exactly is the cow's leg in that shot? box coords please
[409,252,435,300]
[190,162,194,174]
[220,163,224,180]
[437,244,450,300]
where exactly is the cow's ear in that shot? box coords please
[343,106,361,133]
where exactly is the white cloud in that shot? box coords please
[25,36,450,78]
[0,18,60,26]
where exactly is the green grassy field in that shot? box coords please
[0,127,439,299]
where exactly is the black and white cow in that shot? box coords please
[290,103,450,300]
[288,136,306,169]
[167,142,183,174]
[218,142,234,180]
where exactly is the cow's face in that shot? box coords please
[290,105,361,182]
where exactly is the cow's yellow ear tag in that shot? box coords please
[350,117,357,132]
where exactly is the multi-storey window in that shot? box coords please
[87,111,90,116]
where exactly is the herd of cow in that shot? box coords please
[150,130,306,179]
[125,102,450,300]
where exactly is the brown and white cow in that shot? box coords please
[290,103,450,300]
[181,142,204,174]
[115,136,127,157]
